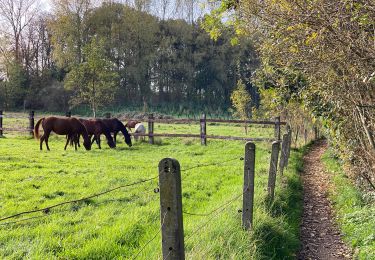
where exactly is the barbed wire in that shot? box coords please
[184,192,242,242]
[181,156,243,172]
[182,190,243,217]
[131,211,168,260]
[0,175,159,222]
[1,186,159,227]
[184,166,251,242]
[200,225,235,259]
[162,249,172,260]
[0,213,52,226]
[189,219,235,258]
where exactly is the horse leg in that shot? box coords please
[40,134,45,150]
[91,135,96,145]
[76,134,81,147]
[64,134,71,150]
[96,135,101,149]
[45,135,50,151]
[114,132,117,144]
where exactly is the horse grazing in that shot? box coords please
[79,119,116,149]
[134,123,146,141]
[34,117,91,151]
[101,118,132,147]
[125,120,141,132]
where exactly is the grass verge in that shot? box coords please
[321,149,375,259]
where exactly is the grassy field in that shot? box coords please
[0,122,303,259]
[321,150,375,259]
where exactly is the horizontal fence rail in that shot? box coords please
[123,118,287,125]
[129,133,275,142]
[0,111,287,144]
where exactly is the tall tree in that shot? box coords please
[0,0,39,61]
[49,0,93,69]
[64,38,119,117]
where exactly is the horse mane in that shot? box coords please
[116,119,130,138]
[100,121,113,140]
[34,118,45,139]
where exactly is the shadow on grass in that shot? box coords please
[253,145,309,259]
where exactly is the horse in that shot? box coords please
[101,118,132,147]
[78,119,116,149]
[125,120,141,132]
[134,123,146,141]
[34,117,91,151]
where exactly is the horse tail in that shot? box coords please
[34,117,45,139]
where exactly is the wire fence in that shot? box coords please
[0,128,295,259]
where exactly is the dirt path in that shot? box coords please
[297,140,352,260]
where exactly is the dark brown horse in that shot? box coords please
[125,120,141,132]
[34,117,91,151]
[101,118,132,147]
[78,119,116,149]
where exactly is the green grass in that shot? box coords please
[1,124,303,259]
[321,150,375,259]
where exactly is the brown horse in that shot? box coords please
[125,120,141,132]
[34,117,91,151]
[76,119,116,149]
[101,118,132,147]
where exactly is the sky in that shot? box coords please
[38,0,214,21]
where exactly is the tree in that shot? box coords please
[204,0,375,190]
[49,0,93,69]
[0,0,39,61]
[4,61,27,108]
[64,38,119,117]
[230,79,251,133]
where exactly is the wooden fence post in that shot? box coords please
[29,111,34,137]
[242,142,256,230]
[279,134,288,176]
[200,113,207,146]
[159,158,185,260]
[285,129,292,168]
[274,116,281,141]
[105,112,111,119]
[0,110,3,137]
[267,141,280,201]
[66,111,71,117]
[148,113,154,144]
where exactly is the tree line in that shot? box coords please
[205,0,375,190]
[0,0,259,116]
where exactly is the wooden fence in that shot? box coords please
[0,111,287,144]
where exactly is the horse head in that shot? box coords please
[83,137,92,150]
[124,132,132,147]
[107,136,116,148]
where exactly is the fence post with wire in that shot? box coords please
[29,111,34,137]
[274,116,281,141]
[0,110,3,137]
[148,113,155,145]
[242,142,256,230]
[279,133,289,176]
[268,141,280,201]
[200,113,207,146]
[159,158,185,260]
[285,128,292,168]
